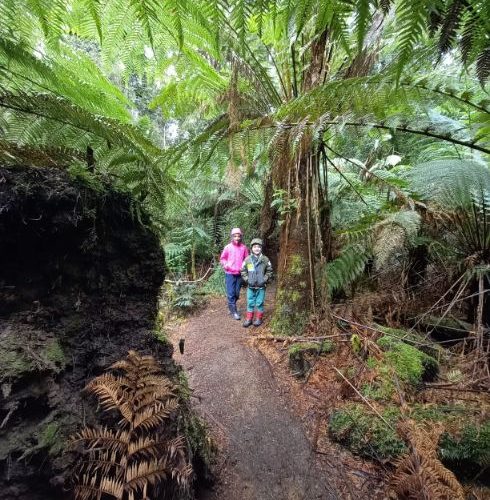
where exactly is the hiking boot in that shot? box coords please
[253,312,263,327]
[233,311,241,320]
[243,312,253,327]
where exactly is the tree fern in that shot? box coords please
[408,159,490,260]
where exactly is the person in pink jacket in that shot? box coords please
[220,227,249,320]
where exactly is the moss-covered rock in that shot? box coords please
[330,402,487,473]
[288,340,334,356]
[361,334,439,401]
[375,325,443,359]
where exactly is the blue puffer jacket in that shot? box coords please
[240,253,273,288]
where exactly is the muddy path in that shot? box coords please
[170,293,340,500]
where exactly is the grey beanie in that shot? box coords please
[250,238,263,247]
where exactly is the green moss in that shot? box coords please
[43,339,66,370]
[181,411,216,478]
[0,350,32,380]
[360,337,439,401]
[377,335,439,385]
[288,340,333,356]
[177,370,192,401]
[375,325,442,359]
[361,364,396,401]
[271,289,308,336]
[37,421,63,455]
[154,328,168,344]
[439,421,490,472]
[329,403,407,461]
[289,254,303,276]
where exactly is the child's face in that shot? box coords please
[252,244,261,255]
[232,233,242,243]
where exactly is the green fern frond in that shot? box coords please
[394,0,429,82]
[408,159,490,208]
[437,0,467,55]
[325,243,371,297]
[355,0,372,52]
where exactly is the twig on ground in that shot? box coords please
[256,334,346,342]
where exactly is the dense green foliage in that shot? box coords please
[0,0,488,317]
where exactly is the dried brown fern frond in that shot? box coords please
[390,420,465,500]
[70,351,192,499]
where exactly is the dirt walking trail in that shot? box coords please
[170,294,339,500]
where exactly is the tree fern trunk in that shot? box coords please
[270,31,331,334]
[271,150,314,335]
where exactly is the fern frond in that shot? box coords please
[70,427,130,454]
[476,46,490,83]
[71,352,192,497]
[355,0,372,52]
[394,0,429,82]
[438,0,467,55]
[74,474,124,500]
[133,399,179,431]
[325,243,371,297]
[124,459,169,492]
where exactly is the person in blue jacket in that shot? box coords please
[240,238,273,327]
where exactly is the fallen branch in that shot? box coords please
[164,266,213,284]
[422,384,487,394]
[256,333,347,342]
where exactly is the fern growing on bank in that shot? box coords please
[70,350,192,500]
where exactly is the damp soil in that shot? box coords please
[169,292,386,500]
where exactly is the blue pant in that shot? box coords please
[225,273,242,312]
[247,287,265,313]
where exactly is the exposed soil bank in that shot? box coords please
[0,166,169,499]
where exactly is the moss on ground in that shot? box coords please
[329,403,407,461]
[329,402,488,472]
[375,325,443,359]
[361,333,439,401]
[0,349,33,380]
[377,335,439,384]
[439,421,490,473]
[43,339,66,371]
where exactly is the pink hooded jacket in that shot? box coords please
[220,241,249,275]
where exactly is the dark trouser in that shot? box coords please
[225,273,242,313]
